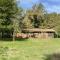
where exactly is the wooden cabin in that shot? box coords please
[22,29,55,38]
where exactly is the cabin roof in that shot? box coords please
[22,29,55,33]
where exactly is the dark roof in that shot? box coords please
[22,29,55,33]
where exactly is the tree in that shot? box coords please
[0,0,19,41]
[22,10,33,29]
[28,3,46,28]
[46,13,60,37]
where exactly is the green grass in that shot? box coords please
[0,38,60,60]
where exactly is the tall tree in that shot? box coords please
[0,0,19,41]
[28,3,46,28]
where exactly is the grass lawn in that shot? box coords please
[0,38,60,60]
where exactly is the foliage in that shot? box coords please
[0,0,22,40]
[22,3,46,28]
[46,13,60,36]
[0,0,18,27]
[22,10,33,29]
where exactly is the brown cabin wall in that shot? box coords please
[26,32,54,38]
[22,29,55,38]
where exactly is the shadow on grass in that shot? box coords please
[15,38,28,41]
[44,53,60,60]
[0,38,28,41]
[0,38,13,41]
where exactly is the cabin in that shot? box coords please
[22,29,55,38]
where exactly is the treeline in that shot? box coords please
[0,0,60,40]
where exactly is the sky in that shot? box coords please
[17,0,60,13]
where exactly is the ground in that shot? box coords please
[0,38,60,60]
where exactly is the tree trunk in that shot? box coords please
[13,30,16,41]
